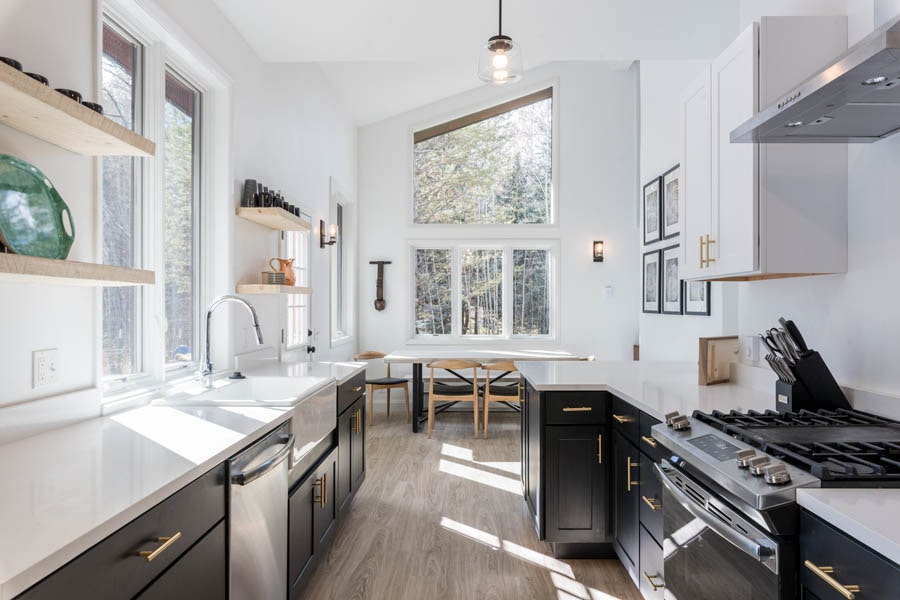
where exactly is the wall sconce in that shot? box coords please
[320,219,338,248]
[593,240,604,262]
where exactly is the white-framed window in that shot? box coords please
[411,241,557,342]
[162,68,202,368]
[101,18,145,381]
[281,229,310,350]
[329,177,354,347]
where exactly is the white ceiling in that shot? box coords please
[212,0,742,124]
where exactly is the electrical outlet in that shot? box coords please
[33,349,59,388]
[742,336,760,363]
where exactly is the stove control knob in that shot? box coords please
[664,411,681,426]
[736,449,756,468]
[748,456,771,476]
[764,463,792,485]
[670,415,692,431]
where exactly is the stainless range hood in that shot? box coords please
[732,14,900,143]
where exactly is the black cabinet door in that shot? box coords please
[288,474,316,590]
[544,425,608,543]
[136,520,227,600]
[639,451,663,545]
[337,403,353,512]
[313,452,337,549]
[350,398,366,494]
[613,430,640,574]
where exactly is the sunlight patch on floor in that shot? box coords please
[441,442,521,474]
[438,458,523,495]
[439,515,626,600]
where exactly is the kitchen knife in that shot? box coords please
[759,334,780,356]
[779,318,810,355]
[774,329,801,362]
[768,329,795,363]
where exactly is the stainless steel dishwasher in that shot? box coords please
[228,421,294,600]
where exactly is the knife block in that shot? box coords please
[777,351,850,412]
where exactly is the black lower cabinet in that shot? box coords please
[638,525,664,600]
[136,520,227,600]
[545,425,608,543]
[612,429,640,576]
[800,510,900,600]
[337,395,366,513]
[290,448,338,599]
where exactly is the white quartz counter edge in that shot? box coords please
[797,489,900,567]
[0,400,299,598]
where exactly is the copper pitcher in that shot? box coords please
[269,257,296,286]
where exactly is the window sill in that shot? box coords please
[330,334,354,349]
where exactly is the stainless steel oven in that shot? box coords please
[656,461,796,600]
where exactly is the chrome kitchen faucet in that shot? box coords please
[200,295,264,387]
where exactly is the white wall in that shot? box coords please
[357,62,639,374]
[0,0,356,425]
[637,60,739,361]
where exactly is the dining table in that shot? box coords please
[382,347,584,432]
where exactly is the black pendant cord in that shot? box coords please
[498,0,502,35]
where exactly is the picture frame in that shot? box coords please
[662,164,680,239]
[661,244,682,315]
[684,280,711,316]
[642,249,661,313]
[642,177,661,245]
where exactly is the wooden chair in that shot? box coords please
[481,361,522,438]
[354,351,410,425]
[426,360,481,439]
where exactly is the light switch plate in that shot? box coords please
[743,335,760,363]
[33,348,59,388]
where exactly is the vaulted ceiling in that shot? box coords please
[213,0,742,124]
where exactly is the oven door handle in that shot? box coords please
[655,463,776,562]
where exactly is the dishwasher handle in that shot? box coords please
[231,434,294,486]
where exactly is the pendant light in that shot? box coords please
[477,0,523,85]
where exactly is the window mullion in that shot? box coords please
[452,246,461,339]
[503,245,511,339]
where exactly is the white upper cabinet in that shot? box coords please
[681,17,848,281]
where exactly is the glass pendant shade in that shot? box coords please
[477,35,523,84]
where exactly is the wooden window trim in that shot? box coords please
[413,87,552,144]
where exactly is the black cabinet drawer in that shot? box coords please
[801,510,900,600]
[338,371,366,415]
[639,412,666,461]
[544,391,609,425]
[611,396,639,442]
[638,525,665,600]
[135,519,226,600]
[18,464,226,600]
[639,453,662,545]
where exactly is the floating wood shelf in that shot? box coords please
[236,284,312,295]
[0,253,154,286]
[0,62,155,157]
[236,207,313,231]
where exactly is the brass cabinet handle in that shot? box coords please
[641,495,661,511]
[562,406,592,412]
[705,234,716,265]
[643,571,665,592]
[352,386,363,393]
[315,475,327,508]
[804,561,859,599]
[138,531,182,562]
[597,434,602,464]
[612,414,632,424]
[626,457,640,492]
[353,408,362,434]
[641,435,658,448]
[699,235,707,268]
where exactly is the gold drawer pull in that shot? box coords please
[352,386,363,393]
[626,457,640,492]
[138,531,182,562]
[804,560,859,599]
[315,474,328,508]
[562,406,592,412]
[643,571,664,592]
[699,235,707,268]
[353,408,362,434]
[705,234,716,265]
[597,434,602,464]
[641,495,661,511]
[641,435,658,448]
[613,414,632,424]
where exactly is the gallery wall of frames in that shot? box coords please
[641,164,710,317]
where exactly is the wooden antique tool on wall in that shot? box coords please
[369,260,391,311]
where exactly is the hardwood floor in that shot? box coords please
[303,411,642,600]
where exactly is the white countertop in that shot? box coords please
[797,489,900,566]
[0,370,341,599]
[516,360,775,421]
[238,357,366,384]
